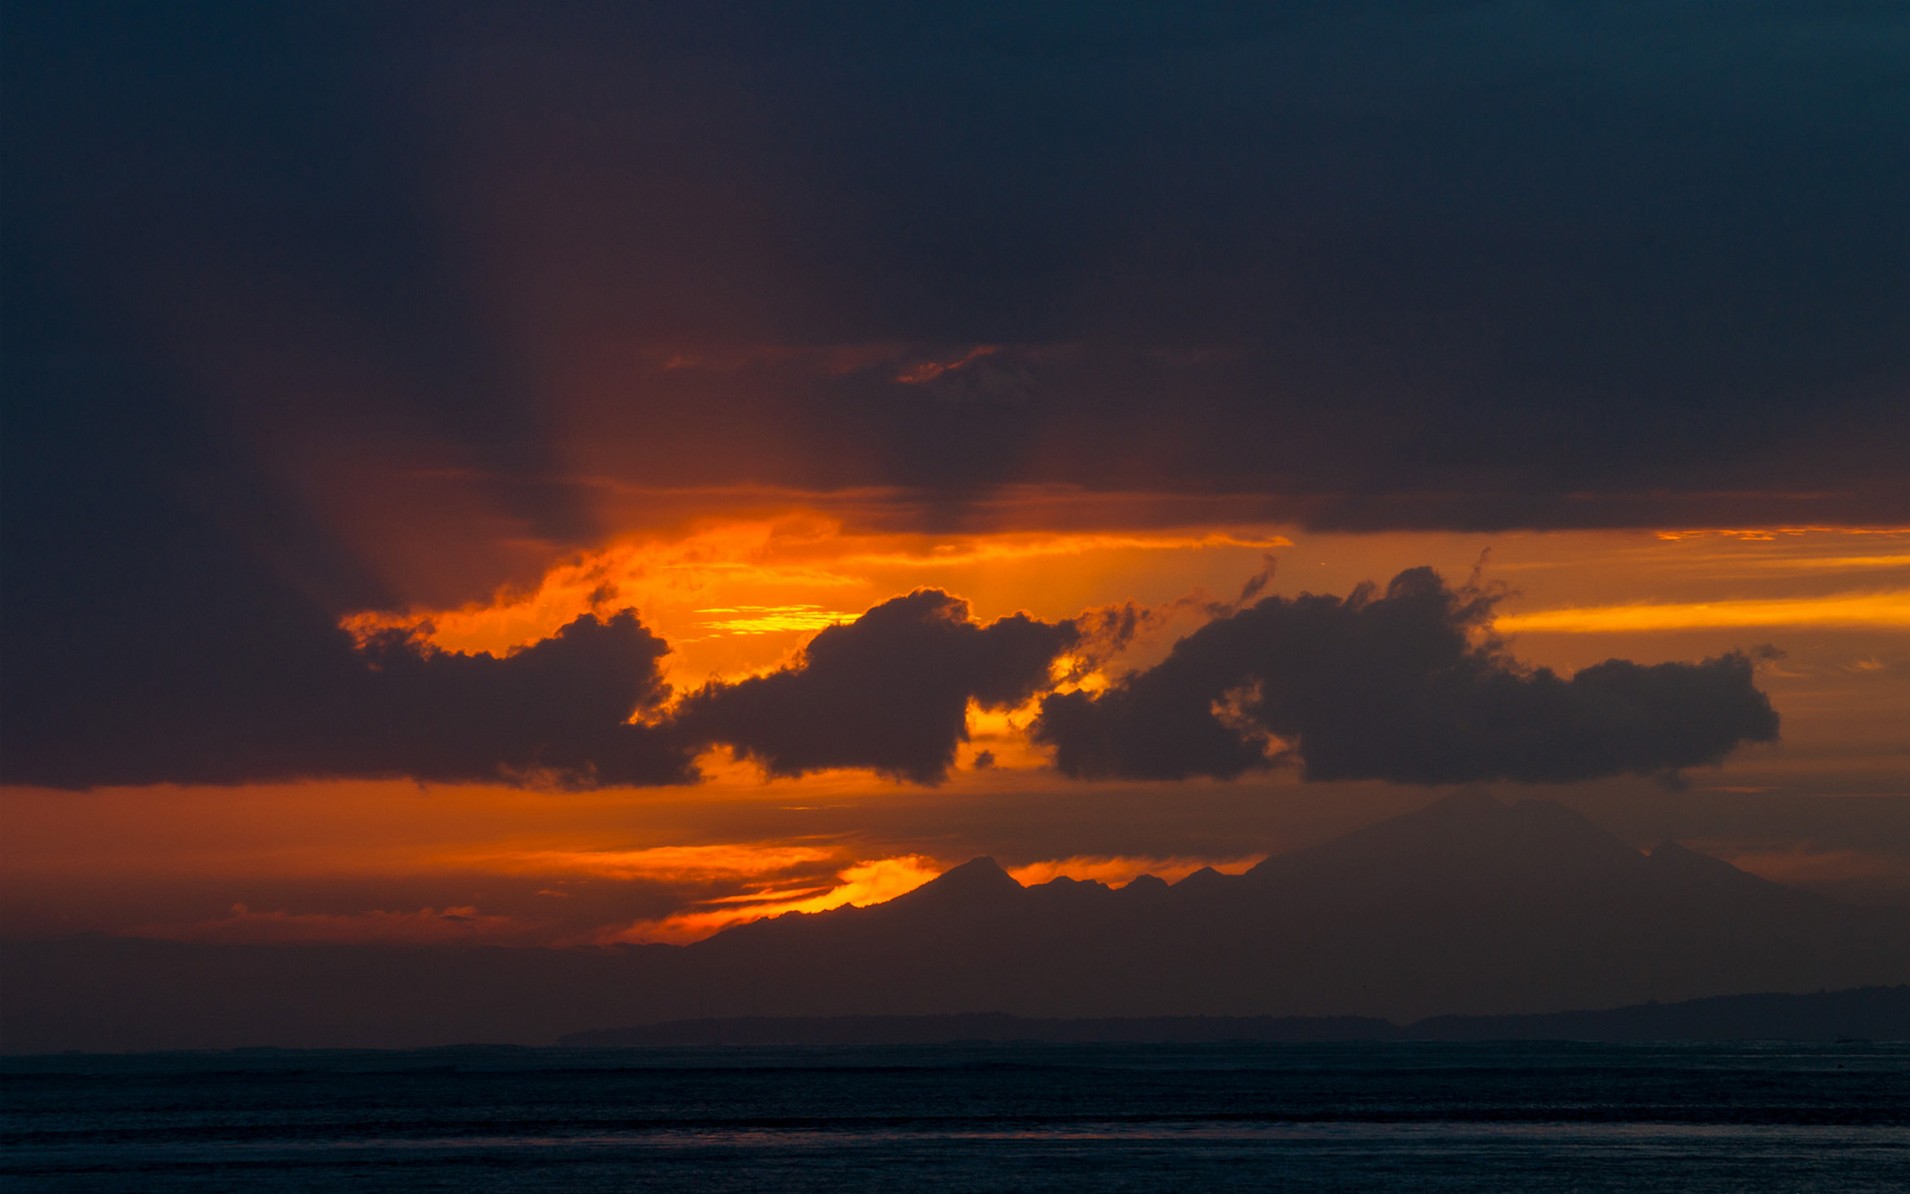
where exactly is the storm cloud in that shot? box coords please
[1032,568,1780,785]
[674,590,1077,783]
[341,611,692,788]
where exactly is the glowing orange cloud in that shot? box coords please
[1007,854,1265,887]
[1494,590,1910,633]
[622,852,1276,943]
[613,855,942,943]
[1653,526,1910,542]
[470,843,843,883]
[340,515,1291,687]
[617,852,1274,943]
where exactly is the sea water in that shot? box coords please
[4,1042,1905,1191]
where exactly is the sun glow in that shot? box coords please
[338,514,1290,686]
[693,605,855,635]
[468,843,843,883]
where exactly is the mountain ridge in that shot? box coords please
[662,792,1903,1023]
[4,794,1904,1051]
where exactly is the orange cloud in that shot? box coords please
[340,514,1290,688]
[474,843,842,884]
[613,855,943,943]
[1007,854,1265,887]
[1494,591,1910,633]
[833,530,1292,570]
[1653,526,1910,542]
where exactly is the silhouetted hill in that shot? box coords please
[902,856,1023,906]
[5,796,1905,1051]
[562,986,1910,1046]
[673,793,1905,1023]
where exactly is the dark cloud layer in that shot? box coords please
[3,607,692,790]
[344,612,689,788]
[1033,568,1780,785]
[0,2,1888,788]
[7,2,1907,544]
[675,591,1077,784]
[3,558,1780,792]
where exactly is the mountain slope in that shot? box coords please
[668,793,1907,1021]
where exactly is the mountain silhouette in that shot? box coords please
[4,794,1905,1050]
[671,793,1904,1022]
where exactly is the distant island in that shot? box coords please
[563,986,1910,1047]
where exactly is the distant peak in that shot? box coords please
[1427,790,1507,815]
[1414,792,1609,837]
[1646,840,1742,873]
[1389,790,1515,831]
[1033,875,1105,891]
[1173,865,1232,890]
[1369,790,1518,835]
[904,856,1023,901]
[944,855,1011,879]
[1254,789,1641,879]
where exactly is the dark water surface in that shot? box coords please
[4,1042,1906,1191]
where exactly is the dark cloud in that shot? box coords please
[1032,568,1780,785]
[3,606,693,790]
[0,225,689,789]
[674,591,1077,784]
[8,1,1907,542]
[0,2,1890,787]
[342,611,691,788]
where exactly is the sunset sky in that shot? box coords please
[4,3,1907,953]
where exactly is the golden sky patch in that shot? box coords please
[340,515,1292,686]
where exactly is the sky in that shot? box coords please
[4,1,1908,951]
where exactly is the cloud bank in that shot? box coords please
[1,606,693,790]
[674,590,1077,783]
[1032,568,1781,784]
[2,569,1783,790]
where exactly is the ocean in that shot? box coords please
[4,1042,1905,1191]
